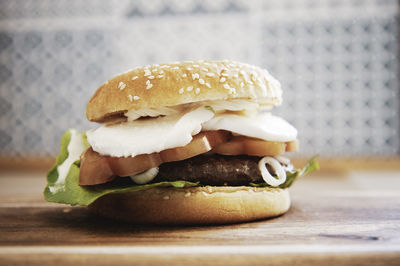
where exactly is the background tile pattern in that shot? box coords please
[0,0,399,157]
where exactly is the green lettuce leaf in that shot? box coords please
[44,160,199,206]
[46,130,71,185]
[249,156,319,188]
[44,130,199,206]
[44,130,318,207]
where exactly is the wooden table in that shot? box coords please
[0,169,399,265]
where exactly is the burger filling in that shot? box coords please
[79,100,299,187]
[45,127,317,207]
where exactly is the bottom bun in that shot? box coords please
[88,186,291,225]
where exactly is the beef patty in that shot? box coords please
[153,154,293,186]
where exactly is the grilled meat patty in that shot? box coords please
[153,154,292,186]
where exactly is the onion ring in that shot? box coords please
[258,156,287,186]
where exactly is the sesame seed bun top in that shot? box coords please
[86,60,282,122]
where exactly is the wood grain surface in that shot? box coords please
[0,169,399,265]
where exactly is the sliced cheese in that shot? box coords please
[203,112,297,142]
[88,106,297,157]
[86,107,214,157]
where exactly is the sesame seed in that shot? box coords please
[234,73,239,78]
[133,95,140,100]
[202,192,209,197]
[223,84,230,90]
[187,86,193,91]
[195,88,200,94]
[148,75,155,79]
[192,73,199,80]
[251,73,257,82]
[240,70,245,76]
[240,82,244,88]
[144,69,151,76]
[131,76,138,80]
[118,81,126,90]
[198,78,205,85]
[205,82,211,88]
[145,80,152,89]
[220,77,226,83]
[128,94,133,101]
[159,70,164,74]
[193,64,199,67]
[179,88,184,94]
[163,195,170,200]
[248,80,254,85]
[157,75,164,78]
[186,67,193,71]
[221,72,229,77]
[182,73,187,78]
[184,192,191,197]
[152,68,158,73]
[207,187,212,193]
[229,88,236,94]
[172,66,179,70]
[206,73,215,77]
[201,68,208,72]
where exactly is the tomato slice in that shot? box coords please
[107,153,163,177]
[80,149,162,185]
[286,139,299,152]
[213,136,299,156]
[160,131,230,162]
[79,148,115,186]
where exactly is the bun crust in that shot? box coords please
[88,186,290,225]
[86,60,282,122]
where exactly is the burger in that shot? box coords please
[44,60,317,225]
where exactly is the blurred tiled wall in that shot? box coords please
[0,0,399,157]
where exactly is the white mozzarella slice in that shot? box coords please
[86,107,214,157]
[202,112,297,142]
